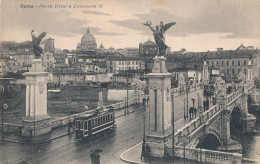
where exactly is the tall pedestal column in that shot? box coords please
[23,59,51,138]
[217,110,242,153]
[145,56,172,157]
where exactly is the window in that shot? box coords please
[136,61,138,65]
[119,61,121,65]
[227,61,229,66]
[207,61,209,65]
[132,61,134,65]
[238,61,240,66]
[244,60,246,65]
[244,69,247,75]
[216,61,219,66]
[232,60,234,66]
[221,61,224,66]
[212,61,214,66]
[232,69,235,74]
[227,69,229,74]
[238,69,241,73]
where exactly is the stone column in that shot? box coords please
[22,59,51,139]
[98,91,103,108]
[145,56,172,157]
[202,61,209,85]
[246,60,254,82]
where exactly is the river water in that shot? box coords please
[238,88,260,161]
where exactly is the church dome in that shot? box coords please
[80,28,97,51]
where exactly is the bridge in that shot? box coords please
[145,56,259,163]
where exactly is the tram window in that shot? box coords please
[102,116,105,123]
[98,118,101,125]
[105,115,107,123]
[84,121,88,130]
[92,119,94,128]
[79,122,82,129]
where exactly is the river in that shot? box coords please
[238,88,260,161]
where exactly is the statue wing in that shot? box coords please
[162,22,176,33]
[36,32,47,45]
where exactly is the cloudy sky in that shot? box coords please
[1,0,260,52]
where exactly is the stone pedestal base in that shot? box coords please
[22,115,51,138]
[217,138,242,153]
[146,132,172,157]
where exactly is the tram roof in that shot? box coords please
[76,109,114,120]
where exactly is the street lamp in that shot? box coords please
[171,93,175,163]
[141,114,146,158]
[142,114,146,142]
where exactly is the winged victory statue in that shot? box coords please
[142,21,175,55]
[31,30,47,59]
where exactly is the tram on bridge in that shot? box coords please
[75,107,115,140]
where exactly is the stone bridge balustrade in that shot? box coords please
[166,146,258,164]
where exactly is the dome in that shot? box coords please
[80,28,97,51]
[143,38,156,46]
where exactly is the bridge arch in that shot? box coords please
[196,133,221,150]
[229,103,244,136]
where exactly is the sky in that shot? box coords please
[1,0,260,52]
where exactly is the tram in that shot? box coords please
[75,107,115,140]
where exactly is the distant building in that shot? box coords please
[42,52,54,69]
[76,28,97,52]
[139,39,158,57]
[49,67,85,86]
[0,56,9,77]
[202,45,260,82]
[9,51,34,71]
[106,53,144,73]
[124,48,139,58]
[44,38,55,53]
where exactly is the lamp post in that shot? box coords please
[126,70,129,114]
[141,114,146,159]
[142,114,146,143]
[171,93,175,163]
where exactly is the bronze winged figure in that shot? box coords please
[31,30,47,59]
[143,21,175,56]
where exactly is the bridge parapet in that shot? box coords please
[173,105,221,146]
[166,146,258,164]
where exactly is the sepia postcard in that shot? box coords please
[0,0,260,164]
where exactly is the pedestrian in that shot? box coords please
[93,152,100,164]
[29,127,33,139]
[206,98,209,110]
[90,150,94,164]
[194,107,197,118]
[18,127,22,142]
[141,141,146,160]
[203,100,206,111]
[189,107,193,120]
[146,143,150,158]
[143,98,146,106]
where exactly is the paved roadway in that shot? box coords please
[0,99,212,164]
[0,105,147,164]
